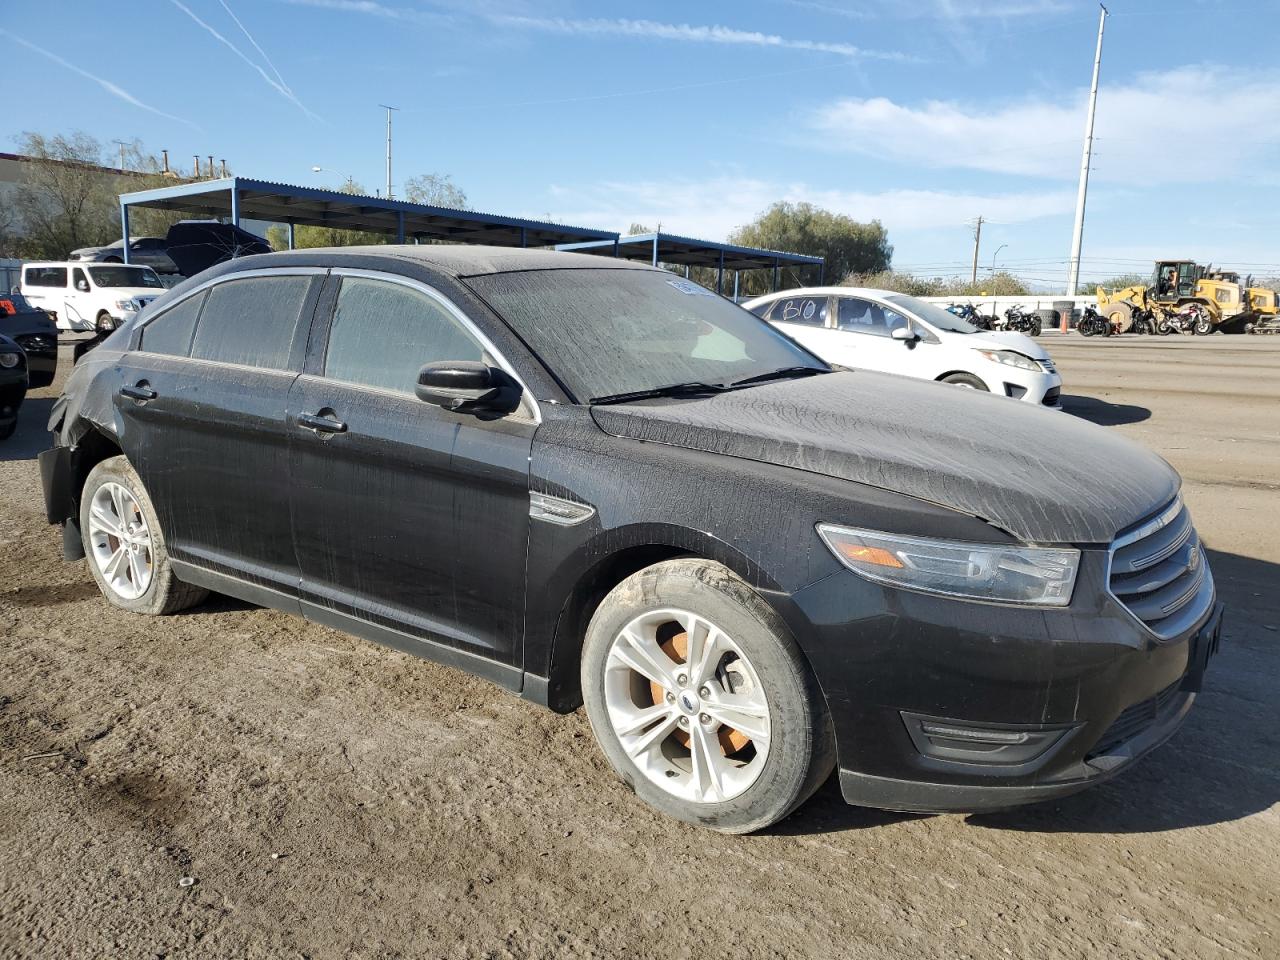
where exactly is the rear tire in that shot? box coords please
[941,373,989,391]
[581,559,835,834]
[79,456,208,615]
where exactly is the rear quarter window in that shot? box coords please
[25,267,68,288]
[188,275,311,369]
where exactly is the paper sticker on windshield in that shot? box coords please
[666,278,716,297]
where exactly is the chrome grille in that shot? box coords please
[1108,497,1214,639]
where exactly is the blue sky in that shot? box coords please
[5,0,1280,288]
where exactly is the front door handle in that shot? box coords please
[296,411,348,434]
[120,382,157,402]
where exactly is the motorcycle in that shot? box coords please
[1003,304,1042,337]
[1156,302,1214,336]
[946,302,994,330]
[1077,305,1111,337]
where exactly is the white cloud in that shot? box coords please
[543,177,1073,241]
[790,0,1070,20]
[0,29,200,130]
[811,65,1280,184]
[494,16,911,61]
[171,0,319,119]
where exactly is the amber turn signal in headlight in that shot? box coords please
[817,523,1079,606]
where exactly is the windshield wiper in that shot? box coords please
[728,365,827,388]
[589,381,730,405]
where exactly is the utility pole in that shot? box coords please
[112,139,129,173]
[1067,4,1108,295]
[378,104,398,199]
[970,216,984,284]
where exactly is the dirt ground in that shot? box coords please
[2,335,1277,960]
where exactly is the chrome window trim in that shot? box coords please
[133,264,541,424]
[327,267,541,425]
[135,266,330,331]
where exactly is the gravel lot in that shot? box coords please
[2,335,1277,959]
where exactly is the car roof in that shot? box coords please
[744,286,902,303]
[236,244,660,279]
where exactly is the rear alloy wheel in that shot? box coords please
[941,372,989,390]
[80,456,207,615]
[582,560,834,833]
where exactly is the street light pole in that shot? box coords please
[378,104,398,200]
[991,243,1008,275]
[1066,4,1108,295]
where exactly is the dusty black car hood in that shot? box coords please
[590,370,1178,544]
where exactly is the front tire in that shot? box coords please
[95,311,117,333]
[941,372,989,390]
[581,559,834,834]
[79,456,207,615]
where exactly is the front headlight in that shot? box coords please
[115,299,138,312]
[975,349,1040,372]
[816,524,1079,606]
[0,351,21,369]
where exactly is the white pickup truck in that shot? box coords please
[20,262,166,333]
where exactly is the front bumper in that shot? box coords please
[979,365,1062,407]
[786,555,1222,814]
[0,368,29,427]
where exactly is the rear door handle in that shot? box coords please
[296,411,348,434]
[120,382,157,402]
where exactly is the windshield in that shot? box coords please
[885,293,980,334]
[87,265,163,289]
[465,269,826,402]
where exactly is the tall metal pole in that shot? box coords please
[1066,5,1108,295]
[970,216,984,284]
[379,104,398,199]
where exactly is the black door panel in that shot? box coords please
[114,355,300,592]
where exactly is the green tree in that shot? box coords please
[728,202,892,296]
[842,270,1029,298]
[1092,273,1148,293]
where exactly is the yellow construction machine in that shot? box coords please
[1096,259,1277,334]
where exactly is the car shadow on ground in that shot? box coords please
[1061,393,1152,425]
[778,548,1279,837]
[0,397,54,463]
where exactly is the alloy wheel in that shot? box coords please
[603,608,771,804]
[87,481,154,600]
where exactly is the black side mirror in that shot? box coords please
[416,361,522,415]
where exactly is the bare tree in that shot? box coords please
[403,173,468,209]
[12,131,119,258]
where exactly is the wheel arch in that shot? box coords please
[935,370,990,389]
[535,525,796,713]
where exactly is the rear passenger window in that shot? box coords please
[323,277,486,394]
[772,296,828,327]
[189,276,310,369]
[139,291,205,357]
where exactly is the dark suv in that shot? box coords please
[39,247,1223,833]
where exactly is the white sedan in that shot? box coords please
[744,287,1062,408]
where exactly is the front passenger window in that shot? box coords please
[323,277,486,394]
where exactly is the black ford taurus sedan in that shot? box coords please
[39,246,1223,833]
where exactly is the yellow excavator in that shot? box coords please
[1097,259,1277,334]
